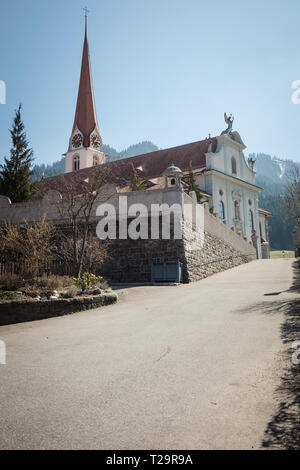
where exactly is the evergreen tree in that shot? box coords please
[0,104,35,202]
[186,161,202,203]
[129,164,145,191]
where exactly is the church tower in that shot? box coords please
[65,13,105,173]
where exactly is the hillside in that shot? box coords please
[32,141,159,180]
[250,153,299,250]
[33,145,299,251]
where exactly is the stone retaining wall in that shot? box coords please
[0,293,118,326]
[0,188,257,284]
[184,230,254,282]
[182,203,257,282]
[102,237,186,283]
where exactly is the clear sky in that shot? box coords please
[0,0,300,166]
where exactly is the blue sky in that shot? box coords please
[0,0,300,166]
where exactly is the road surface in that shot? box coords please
[0,259,296,449]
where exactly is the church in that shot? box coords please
[0,15,271,282]
[64,16,270,258]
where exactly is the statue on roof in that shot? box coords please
[247,155,256,170]
[220,113,246,148]
[221,112,234,135]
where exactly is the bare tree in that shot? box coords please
[285,163,300,233]
[55,233,110,275]
[50,165,119,277]
[0,217,54,277]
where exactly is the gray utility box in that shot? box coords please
[151,261,183,283]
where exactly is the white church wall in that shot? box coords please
[203,132,262,258]
[259,214,267,240]
[65,148,106,173]
[209,174,260,241]
[207,135,256,185]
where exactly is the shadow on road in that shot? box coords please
[262,260,299,449]
[237,260,300,449]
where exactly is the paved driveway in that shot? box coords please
[0,259,296,449]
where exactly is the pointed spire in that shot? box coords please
[69,13,102,150]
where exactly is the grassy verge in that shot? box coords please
[270,250,295,259]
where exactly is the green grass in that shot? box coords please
[270,250,295,259]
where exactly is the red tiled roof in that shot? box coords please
[109,137,217,179]
[40,137,218,194]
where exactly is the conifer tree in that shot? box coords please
[0,104,35,202]
[187,161,202,203]
[129,164,145,191]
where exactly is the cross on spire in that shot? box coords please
[83,7,89,34]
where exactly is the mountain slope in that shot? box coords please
[251,153,299,250]
[32,141,159,180]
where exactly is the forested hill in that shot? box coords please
[249,153,299,250]
[32,141,159,180]
[33,144,299,251]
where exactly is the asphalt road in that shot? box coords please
[0,259,296,450]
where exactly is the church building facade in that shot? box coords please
[63,16,270,260]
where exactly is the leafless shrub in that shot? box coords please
[50,165,120,277]
[0,274,24,291]
[0,217,54,277]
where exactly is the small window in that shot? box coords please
[93,155,99,166]
[219,200,225,222]
[73,155,80,171]
[231,157,237,175]
[234,200,240,219]
[249,209,254,234]
[170,178,176,185]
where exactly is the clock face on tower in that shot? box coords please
[72,133,83,149]
[90,133,101,149]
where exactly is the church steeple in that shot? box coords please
[65,12,105,173]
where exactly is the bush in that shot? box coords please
[0,274,24,291]
[97,278,110,290]
[19,286,42,298]
[0,290,23,300]
[73,273,103,291]
[19,286,54,298]
[60,287,78,299]
[27,274,73,290]
[0,218,54,277]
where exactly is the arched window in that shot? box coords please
[231,157,237,175]
[170,178,176,185]
[219,200,225,222]
[249,209,254,234]
[73,155,80,171]
[93,155,99,166]
[234,200,240,219]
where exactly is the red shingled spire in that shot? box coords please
[70,15,102,150]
